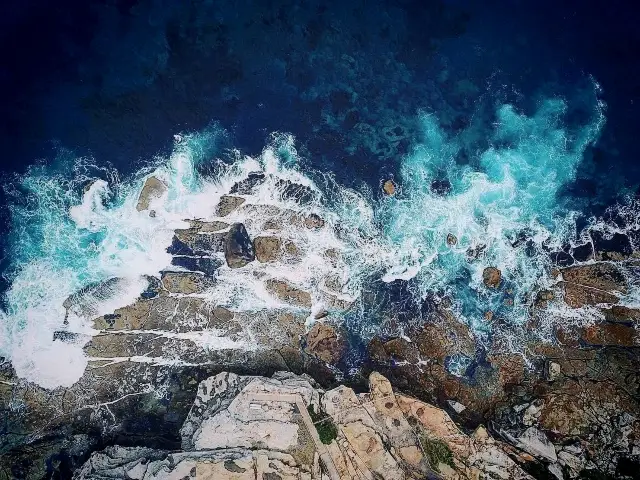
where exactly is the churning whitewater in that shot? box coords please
[1,92,639,389]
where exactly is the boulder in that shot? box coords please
[264,279,312,308]
[482,267,501,288]
[446,233,457,246]
[216,195,246,217]
[382,179,396,195]
[304,323,345,364]
[135,176,167,211]
[253,236,282,263]
[224,223,255,268]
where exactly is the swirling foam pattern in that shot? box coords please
[3,87,638,388]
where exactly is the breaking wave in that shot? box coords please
[2,82,639,388]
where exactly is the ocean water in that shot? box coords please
[1,0,640,388]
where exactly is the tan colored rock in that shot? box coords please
[253,236,282,263]
[562,282,619,307]
[482,267,501,288]
[304,323,345,364]
[562,262,627,293]
[92,296,236,333]
[265,279,312,308]
[136,176,167,211]
[161,271,209,294]
[217,195,246,217]
[383,179,396,195]
[446,233,457,246]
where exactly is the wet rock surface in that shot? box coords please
[3,179,640,480]
[224,223,255,268]
[366,260,640,479]
[216,195,246,217]
[265,278,312,308]
[303,323,345,364]
[482,266,502,288]
[136,176,167,212]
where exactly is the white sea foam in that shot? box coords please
[2,91,639,388]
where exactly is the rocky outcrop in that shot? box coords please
[253,235,282,263]
[561,261,627,307]
[136,176,167,211]
[367,265,640,479]
[224,223,255,268]
[265,278,312,308]
[161,271,212,294]
[73,371,532,480]
[216,195,246,217]
[304,323,345,364]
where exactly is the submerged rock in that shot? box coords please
[430,178,452,196]
[303,212,325,229]
[224,223,255,268]
[63,277,129,320]
[135,176,167,211]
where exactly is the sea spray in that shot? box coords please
[2,90,638,388]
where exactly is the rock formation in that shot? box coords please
[73,371,533,480]
[224,223,255,268]
[136,176,167,212]
[2,175,640,480]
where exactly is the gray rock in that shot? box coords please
[216,195,246,217]
[229,172,266,194]
[63,277,130,320]
[516,427,557,463]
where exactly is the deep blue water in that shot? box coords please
[1,0,640,354]
[3,1,640,187]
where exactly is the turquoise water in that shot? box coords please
[2,86,637,387]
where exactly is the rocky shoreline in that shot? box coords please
[2,176,640,479]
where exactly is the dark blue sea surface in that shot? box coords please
[2,0,640,384]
